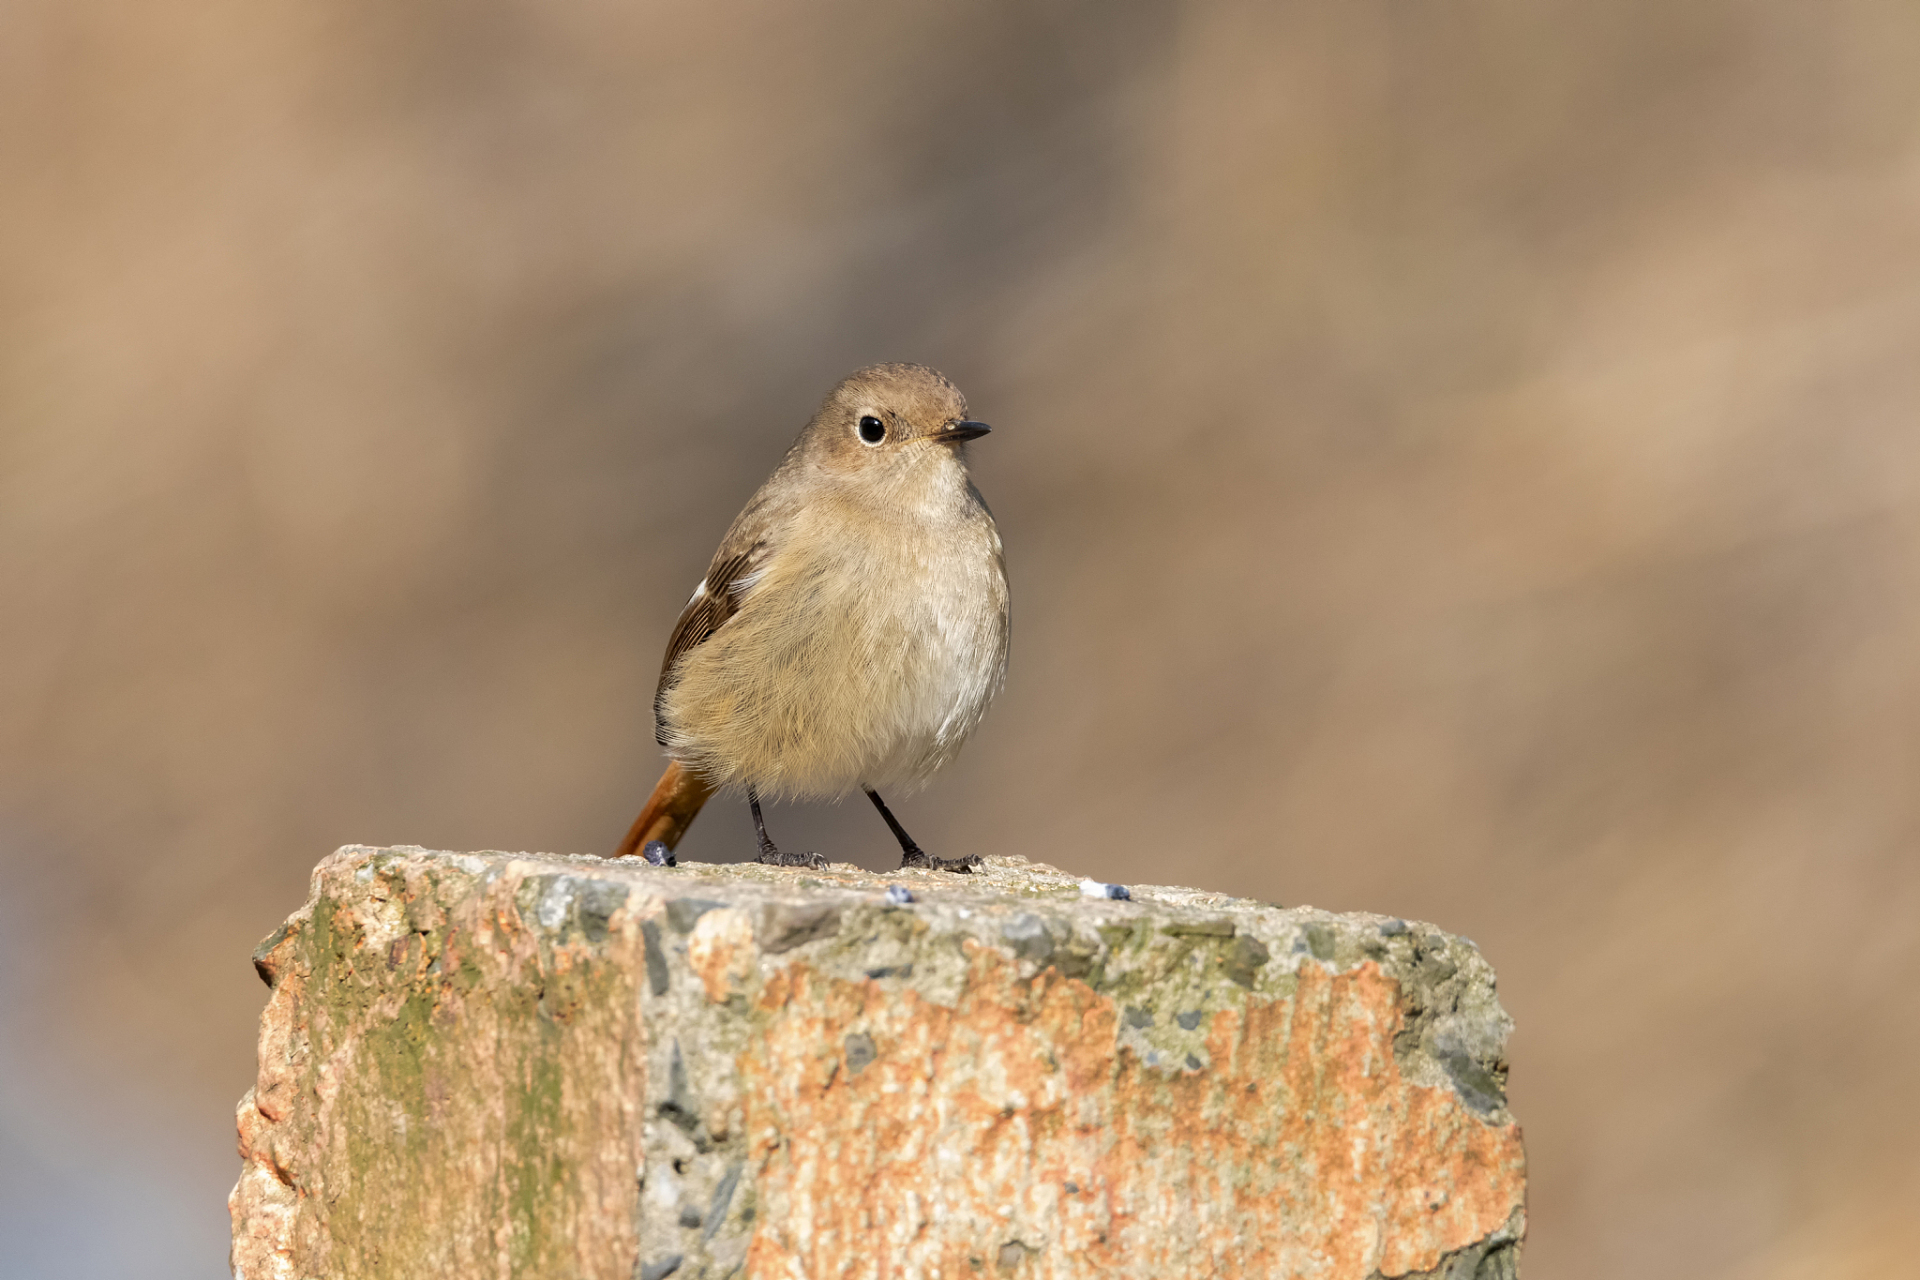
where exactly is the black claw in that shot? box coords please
[899,848,979,875]
[758,848,826,870]
[869,791,976,874]
[748,786,822,869]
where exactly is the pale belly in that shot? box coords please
[661,524,1008,799]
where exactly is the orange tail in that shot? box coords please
[613,759,716,859]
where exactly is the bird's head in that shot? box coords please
[800,364,990,492]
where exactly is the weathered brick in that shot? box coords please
[230,845,1525,1278]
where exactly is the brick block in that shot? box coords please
[230,846,1525,1278]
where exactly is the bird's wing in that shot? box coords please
[653,534,770,743]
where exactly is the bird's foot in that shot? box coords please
[899,847,982,875]
[757,843,827,870]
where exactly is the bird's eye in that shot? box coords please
[857,414,886,445]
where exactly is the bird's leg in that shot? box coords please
[866,789,981,874]
[750,786,826,869]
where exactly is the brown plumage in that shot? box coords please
[614,364,1009,870]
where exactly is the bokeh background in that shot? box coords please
[5,1,1919,1275]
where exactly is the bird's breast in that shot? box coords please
[663,491,1007,798]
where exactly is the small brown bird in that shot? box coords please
[613,364,1009,872]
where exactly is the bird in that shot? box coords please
[613,363,1009,873]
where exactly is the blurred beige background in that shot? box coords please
[5,1,1919,1275]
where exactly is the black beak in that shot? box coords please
[932,420,991,444]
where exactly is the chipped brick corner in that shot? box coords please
[231,846,1526,1278]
